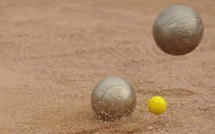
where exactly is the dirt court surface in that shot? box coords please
[0,0,215,133]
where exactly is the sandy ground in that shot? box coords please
[0,0,215,133]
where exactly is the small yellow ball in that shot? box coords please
[148,96,167,115]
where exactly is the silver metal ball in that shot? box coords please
[91,76,136,120]
[153,4,204,55]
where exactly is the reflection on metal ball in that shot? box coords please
[91,76,136,121]
[153,4,204,55]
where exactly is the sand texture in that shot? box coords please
[0,0,214,133]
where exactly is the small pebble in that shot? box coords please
[147,126,153,130]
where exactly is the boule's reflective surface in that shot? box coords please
[91,76,136,120]
[153,4,204,55]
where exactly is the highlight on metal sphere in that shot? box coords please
[91,76,136,121]
[153,4,204,55]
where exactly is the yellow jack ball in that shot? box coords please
[148,96,167,115]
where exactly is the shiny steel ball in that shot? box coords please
[153,4,204,55]
[91,76,136,120]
